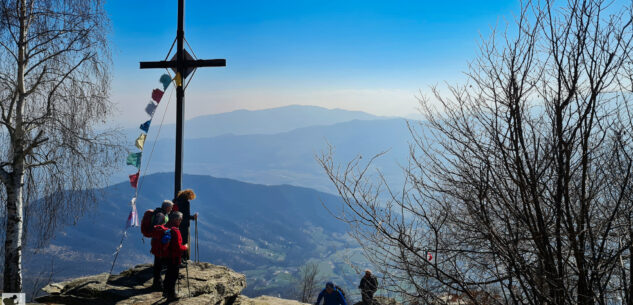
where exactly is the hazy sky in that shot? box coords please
[105,0,519,127]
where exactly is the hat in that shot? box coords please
[325,282,334,288]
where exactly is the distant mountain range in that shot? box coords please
[22,173,370,300]
[126,105,385,140]
[117,105,414,193]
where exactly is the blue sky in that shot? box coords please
[106,0,519,126]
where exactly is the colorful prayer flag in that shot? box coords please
[145,102,157,116]
[160,74,172,90]
[129,171,139,188]
[126,152,142,168]
[126,198,139,228]
[151,89,164,104]
[140,120,151,133]
[135,133,147,150]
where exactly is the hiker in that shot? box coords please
[315,282,347,305]
[150,200,174,290]
[163,211,188,300]
[172,189,198,259]
[359,269,378,305]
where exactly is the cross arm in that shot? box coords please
[140,59,226,69]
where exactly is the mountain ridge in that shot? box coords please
[126,104,387,140]
[125,118,412,194]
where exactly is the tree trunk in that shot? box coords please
[3,0,27,292]
[3,173,24,292]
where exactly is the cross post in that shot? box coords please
[139,0,226,199]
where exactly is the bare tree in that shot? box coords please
[319,1,633,304]
[0,0,121,292]
[297,262,321,303]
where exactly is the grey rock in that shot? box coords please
[234,295,310,305]
[35,261,246,305]
[353,296,402,305]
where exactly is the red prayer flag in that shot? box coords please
[129,172,139,188]
[151,89,164,104]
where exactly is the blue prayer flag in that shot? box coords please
[160,74,172,90]
[140,120,151,133]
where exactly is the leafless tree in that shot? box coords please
[297,262,321,303]
[319,1,633,304]
[0,0,122,292]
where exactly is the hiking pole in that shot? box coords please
[187,229,191,261]
[194,218,199,262]
[185,260,192,297]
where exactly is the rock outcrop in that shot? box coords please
[35,262,247,305]
[352,296,402,305]
[234,295,309,305]
[33,261,401,305]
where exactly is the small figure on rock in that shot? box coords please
[315,282,347,305]
[359,269,378,305]
[162,211,189,301]
[149,200,174,290]
[172,189,198,260]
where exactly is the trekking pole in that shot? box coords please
[194,218,199,262]
[185,260,192,297]
[187,230,191,261]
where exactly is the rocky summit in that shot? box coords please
[32,261,401,305]
[34,261,308,305]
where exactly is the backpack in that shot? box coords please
[334,285,346,301]
[151,225,172,256]
[140,209,155,238]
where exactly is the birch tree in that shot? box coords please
[0,0,121,292]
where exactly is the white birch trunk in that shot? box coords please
[3,0,27,292]
[3,173,24,292]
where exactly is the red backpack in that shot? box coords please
[150,225,173,257]
[140,209,155,238]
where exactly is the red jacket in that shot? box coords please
[168,226,188,263]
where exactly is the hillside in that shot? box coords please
[22,173,370,300]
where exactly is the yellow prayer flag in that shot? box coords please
[135,133,147,150]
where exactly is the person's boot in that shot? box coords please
[162,286,170,298]
[151,278,163,291]
[166,291,180,301]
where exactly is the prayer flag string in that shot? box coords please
[125,73,173,228]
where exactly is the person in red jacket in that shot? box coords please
[163,211,188,300]
[150,200,174,290]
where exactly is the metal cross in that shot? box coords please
[140,0,226,198]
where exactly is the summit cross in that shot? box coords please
[140,0,226,198]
